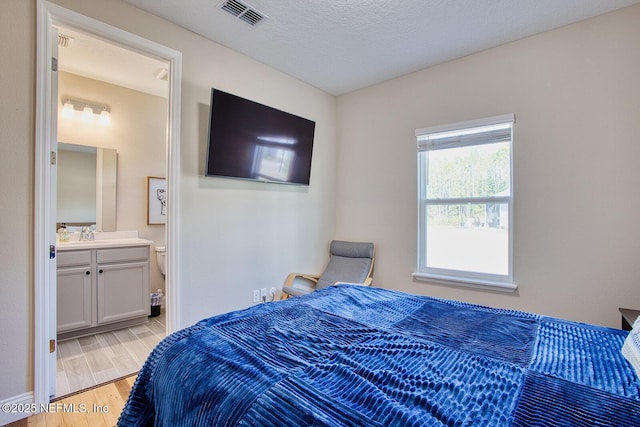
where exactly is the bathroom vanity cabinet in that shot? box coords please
[57,242,151,338]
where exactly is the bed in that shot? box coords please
[118,284,640,426]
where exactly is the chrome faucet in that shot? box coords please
[79,226,95,241]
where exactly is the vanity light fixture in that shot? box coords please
[82,105,94,123]
[61,98,111,125]
[99,108,111,125]
[61,101,74,119]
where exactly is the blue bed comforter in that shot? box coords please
[119,285,640,426]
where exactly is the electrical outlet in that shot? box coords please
[260,288,267,303]
[252,289,260,303]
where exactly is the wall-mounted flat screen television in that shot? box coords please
[206,89,316,185]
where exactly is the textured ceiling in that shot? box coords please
[119,0,640,95]
[59,1,639,97]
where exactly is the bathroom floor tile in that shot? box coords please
[55,312,166,398]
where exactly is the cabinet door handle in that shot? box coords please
[98,269,104,274]
[85,271,90,275]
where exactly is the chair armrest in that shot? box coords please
[281,273,320,300]
[284,272,320,287]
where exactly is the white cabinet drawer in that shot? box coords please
[97,246,149,264]
[57,250,91,268]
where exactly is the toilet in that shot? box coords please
[155,245,166,277]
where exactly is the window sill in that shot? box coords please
[412,272,517,293]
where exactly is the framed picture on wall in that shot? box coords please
[147,176,166,225]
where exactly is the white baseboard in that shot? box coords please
[0,392,33,426]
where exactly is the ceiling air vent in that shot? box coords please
[220,0,267,26]
[58,34,74,48]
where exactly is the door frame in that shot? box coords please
[35,0,182,406]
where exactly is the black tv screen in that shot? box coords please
[206,89,316,185]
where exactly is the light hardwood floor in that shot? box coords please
[6,375,136,427]
[56,312,165,398]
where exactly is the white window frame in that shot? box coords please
[413,114,516,292]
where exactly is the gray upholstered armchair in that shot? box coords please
[281,240,374,299]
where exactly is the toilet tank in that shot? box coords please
[155,245,166,276]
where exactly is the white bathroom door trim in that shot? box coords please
[35,0,182,408]
[34,2,58,405]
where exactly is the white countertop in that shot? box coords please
[56,230,154,251]
[57,238,153,251]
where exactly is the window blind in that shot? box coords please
[416,114,515,152]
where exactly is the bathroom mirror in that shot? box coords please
[57,142,117,231]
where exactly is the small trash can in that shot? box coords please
[150,291,163,317]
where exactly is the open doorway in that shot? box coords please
[54,26,168,398]
[35,0,181,406]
